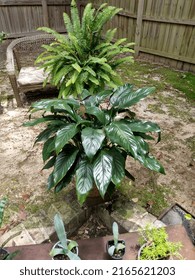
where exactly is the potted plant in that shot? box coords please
[0,31,6,44]
[106,222,125,259]
[24,84,165,205]
[0,197,19,260]
[137,224,183,260]
[35,0,134,98]
[50,213,80,260]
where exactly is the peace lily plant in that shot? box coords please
[24,84,165,205]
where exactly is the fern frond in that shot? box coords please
[68,33,83,57]
[83,66,96,77]
[115,38,127,46]
[81,3,95,46]
[70,0,81,35]
[93,6,122,33]
[63,12,73,33]
[105,28,117,43]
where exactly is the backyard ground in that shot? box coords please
[0,59,194,236]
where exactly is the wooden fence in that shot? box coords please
[0,0,195,72]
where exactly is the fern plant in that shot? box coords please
[36,0,134,98]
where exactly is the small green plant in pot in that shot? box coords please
[36,0,134,98]
[0,31,6,44]
[137,224,183,260]
[50,213,80,260]
[24,84,165,205]
[0,197,19,260]
[107,222,125,260]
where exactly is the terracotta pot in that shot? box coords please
[85,186,111,206]
[106,240,126,260]
[51,240,79,260]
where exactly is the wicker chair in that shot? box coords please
[6,34,56,107]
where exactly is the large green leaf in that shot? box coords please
[35,124,62,144]
[110,84,134,106]
[93,150,113,198]
[126,120,161,143]
[136,154,166,174]
[42,156,56,170]
[81,128,105,159]
[55,164,76,193]
[76,159,93,205]
[53,213,68,249]
[42,136,55,162]
[85,106,106,124]
[107,147,126,185]
[53,146,79,185]
[105,121,139,158]
[55,124,79,154]
[110,84,155,108]
[125,120,161,133]
[118,86,156,109]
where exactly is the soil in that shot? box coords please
[0,59,194,238]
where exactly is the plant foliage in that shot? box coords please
[36,0,134,98]
[50,213,80,260]
[0,197,7,228]
[24,84,165,205]
[138,224,182,260]
[0,31,6,44]
[107,222,125,257]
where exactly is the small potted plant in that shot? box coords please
[0,197,9,259]
[137,224,183,260]
[106,222,125,260]
[50,213,80,260]
[0,197,19,260]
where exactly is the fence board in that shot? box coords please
[0,0,195,72]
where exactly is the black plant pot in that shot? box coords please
[0,247,9,260]
[106,240,126,260]
[51,241,79,260]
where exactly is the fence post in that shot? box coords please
[135,0,145,57]
[42,0,49,27]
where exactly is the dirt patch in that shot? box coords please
[0,66,194,234]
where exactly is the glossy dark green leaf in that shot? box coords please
[105,121,139,158]
[55,165,76,193]
[42,137,55,162]
[108,147,125,185]
[126,120,161,133]
[118,87,156,109]
[85,106,106,124]
[136,154,166,174]
[95,89,112,104]
[42,156,56,170]
[53,146,79,185]
[23,116,59,127]
[76,160,93,205]
[47,172,55,190]
[55,124,79,154]
[81,128,105,159]
[35,122,64,144]
[134,136,149,156]
[110,83,134,106]
[125,169,135,181]
[93,150,113,198]
[110,84,155,109]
